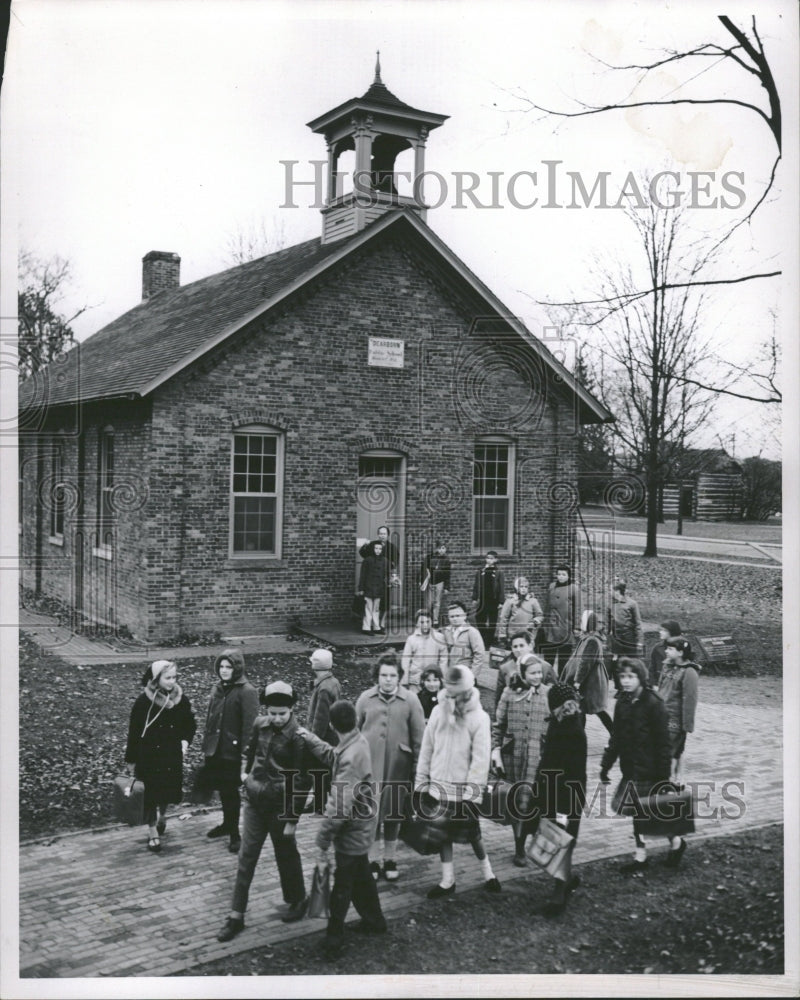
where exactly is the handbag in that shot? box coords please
[112,774,145,826]
[307,863,331,919]
[399,810,450,855]
[525,816,575,878]
[635,783,695,837]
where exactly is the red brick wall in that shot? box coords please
[21,233,582,641]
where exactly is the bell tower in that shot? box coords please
[307,54,449,244]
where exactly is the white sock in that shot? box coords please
[480,856,495,880]
[634,846,646,863]
[384,840,397,861]
[670,836,683,850]
[440,861,455,888]
[369,843,383,863]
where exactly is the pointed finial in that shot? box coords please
[374,50,382,85]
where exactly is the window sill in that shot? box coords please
[225,558,285,570]
[92,547,113,561]
[48,535,65,547]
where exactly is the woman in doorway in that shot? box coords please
[358,540,391,635]
[125,660,196,852]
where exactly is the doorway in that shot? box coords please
[356,452,406,622]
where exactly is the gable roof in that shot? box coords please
[19,211,613,424]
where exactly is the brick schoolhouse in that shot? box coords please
[18,63,613,642]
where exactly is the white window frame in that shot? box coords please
[48,441,65,545]
[229,425,284,560]
[471,436,515,555]
[93,428,114,559]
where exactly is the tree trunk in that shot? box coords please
[644,479,659,556]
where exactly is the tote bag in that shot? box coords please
[112,775,145,826]
[525,816,574,879]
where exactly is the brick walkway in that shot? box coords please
[18,677,782,979]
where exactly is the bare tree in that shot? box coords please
[551,202,719,556]
[18,251,89,380]
[222,215,288,266]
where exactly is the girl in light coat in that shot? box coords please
[415,665,501,898]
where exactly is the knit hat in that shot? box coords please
[310,649,333,672]
[660,620,682,637]
[548,682,579,711]
[141,659,175,685]
[444,665,475,695]
[261,680,296,707]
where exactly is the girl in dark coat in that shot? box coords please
[417,666,443,720]
[599,657,685,872]
[529,682,587,914]
[125,660,197,852]
[201,648,259,852]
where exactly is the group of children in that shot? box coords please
[125,591,701,958]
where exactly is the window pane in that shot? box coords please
[473,498,508,550]
[233,497,276,553]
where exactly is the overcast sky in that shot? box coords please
[4,0,797,461]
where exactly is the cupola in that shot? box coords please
[306,53,449,244]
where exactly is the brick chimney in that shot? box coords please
[142,251,181,300]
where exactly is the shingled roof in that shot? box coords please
[18,230,358,411]
[19,211,613,424]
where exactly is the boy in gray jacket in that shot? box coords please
[303,700,387,958]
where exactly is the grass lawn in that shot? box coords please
[176,823,784,977]
[581,508,782,543]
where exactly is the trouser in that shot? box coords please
[211,756,243,832]
[231,801,306,913]
[474,607,498,647]
[426,582,446,625]
[363,597,381,631]
[327,851,386,939]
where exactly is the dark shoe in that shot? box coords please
[207,824,229,839]
[382,860,399,882]
[228,833,241,853]
[370,861,382,881]
[663,838,687,868]
[362,629,372,635]
[156,817,166,836]
[217,916,244,942]
[146,836,161,853]
[281,897,309,923]
[566,874,581,893]
[346,920,388,935]
[619,858,648,875]
[542,879,567,916]
[427,882,456,899]
[513,853,528,868]
[483,877,502,894]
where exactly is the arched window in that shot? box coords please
[229,426,284,558]
[472,437,515,554]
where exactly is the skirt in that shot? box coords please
[419,793,482,845]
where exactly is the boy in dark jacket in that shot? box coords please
[217,682,312,942]
[302,700,386,958]
[471,550,505,646]
[202,648,259,852]
[648,620,682,689]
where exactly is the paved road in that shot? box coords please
[17,677,782,979]
[583,529,781,568]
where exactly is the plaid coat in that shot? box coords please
[492,682,551,783]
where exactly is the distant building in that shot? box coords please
[18,60,612,641]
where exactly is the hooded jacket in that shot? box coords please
[202,648,259,762]
[415,687,490,804]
